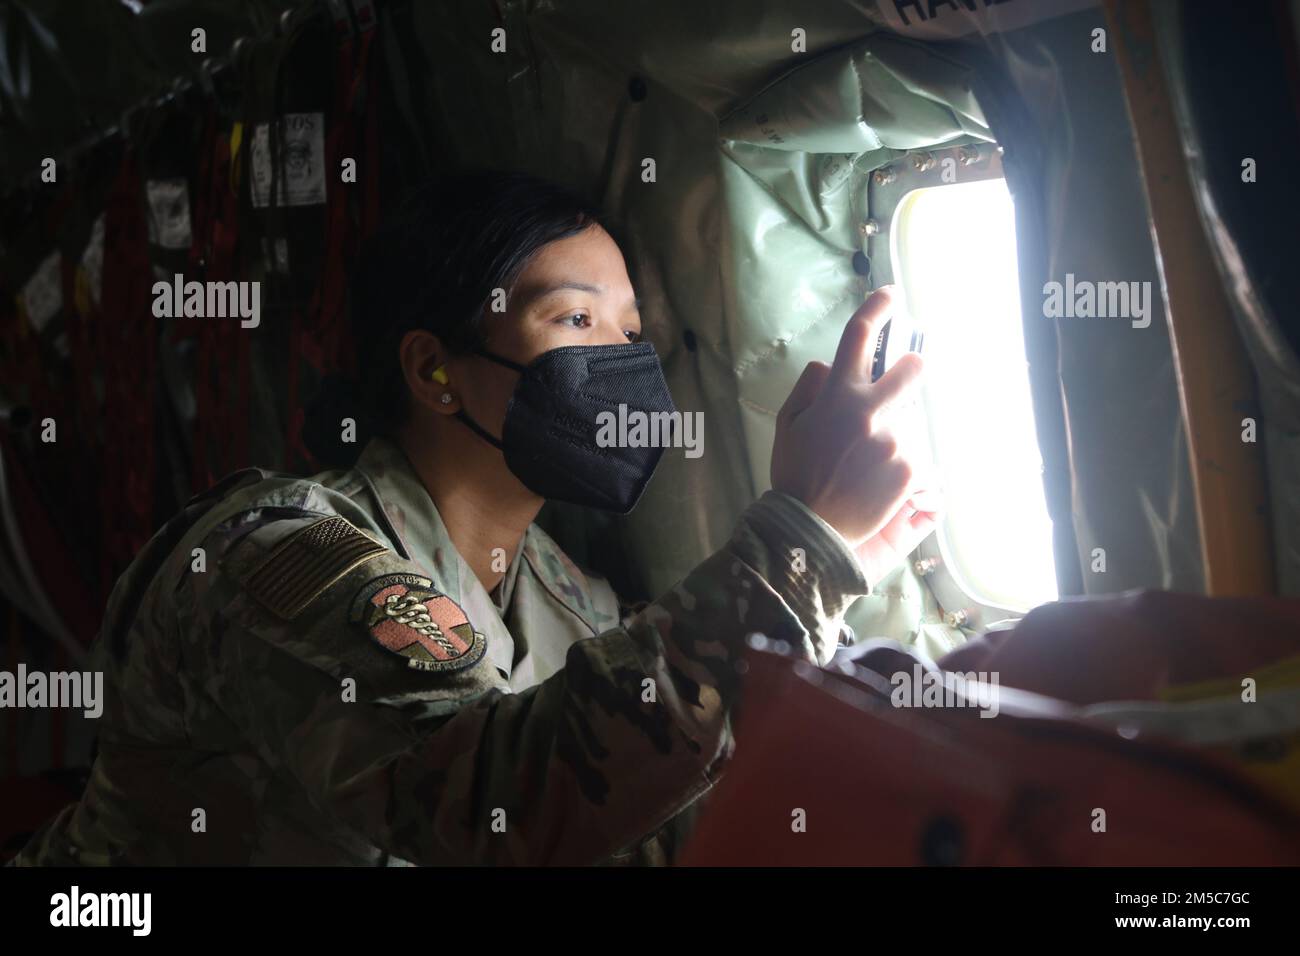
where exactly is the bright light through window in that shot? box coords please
[892,177,1058,613]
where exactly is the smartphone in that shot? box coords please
[870,294,924,383]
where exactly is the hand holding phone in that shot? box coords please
[869,288,924,383]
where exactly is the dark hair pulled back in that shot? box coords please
[303,169,606,468]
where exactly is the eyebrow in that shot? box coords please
[531,281,641,312]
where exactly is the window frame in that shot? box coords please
[865,142,1048,630]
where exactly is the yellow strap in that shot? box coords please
[229,121,244,194]
[1160,654,1300,703]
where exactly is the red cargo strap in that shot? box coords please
[284,22,379,469]
[99,155,156,589]
[186,114,248,491]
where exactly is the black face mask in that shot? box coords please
[454,342,676,514]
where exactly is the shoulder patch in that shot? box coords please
[349,573,487,673]
[238,515,389,620]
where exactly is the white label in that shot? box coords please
[146,179,193,250]
[21,252,63,332]
[250,112,327,208]
[81,215,106,306]
[875,0,1098,39]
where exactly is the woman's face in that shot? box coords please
[492,223,643,356]
[449,223,643,437]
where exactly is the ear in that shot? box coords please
[399,329,460,416]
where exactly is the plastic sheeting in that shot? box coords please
[716,33,993,654]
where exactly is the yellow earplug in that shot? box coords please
[431,366,449,385]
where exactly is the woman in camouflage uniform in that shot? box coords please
[13,171,932,865]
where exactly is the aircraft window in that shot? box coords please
[891,177,1057,613]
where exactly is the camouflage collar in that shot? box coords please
[518,520,605,638]
[352,437,469,602]
[352,437,604,637]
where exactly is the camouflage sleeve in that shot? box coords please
[725,490,871,654]
[181,490,867,865]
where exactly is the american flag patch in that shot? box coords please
[238,515,388,620]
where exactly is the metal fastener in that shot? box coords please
[914,557,939,576]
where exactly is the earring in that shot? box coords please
[439,393,453,405]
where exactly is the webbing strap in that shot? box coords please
[285,21,380,469]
